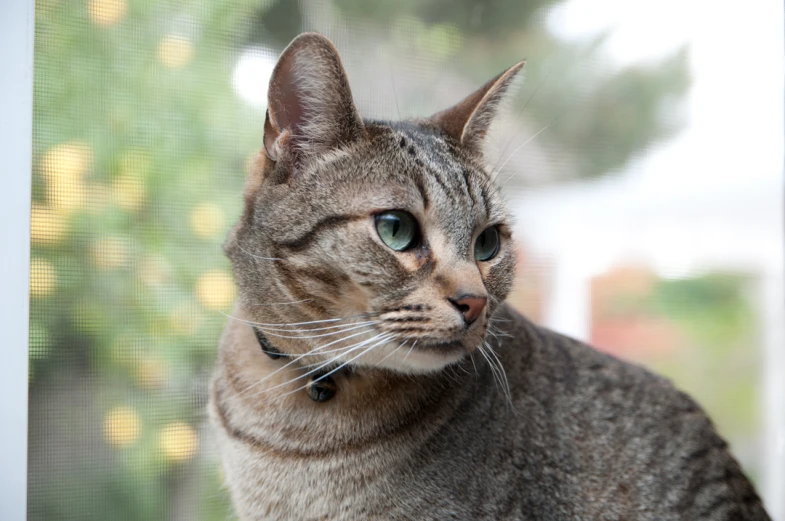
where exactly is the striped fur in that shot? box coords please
[210,33,770,520]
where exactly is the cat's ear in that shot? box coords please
[263,33,365,172]
[430,61,525,156]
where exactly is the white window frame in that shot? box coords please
[0,0,34,520]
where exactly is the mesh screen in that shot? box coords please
[29,1,781,519]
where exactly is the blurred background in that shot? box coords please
[29,0,783,520]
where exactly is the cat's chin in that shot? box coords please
[357,341,469,375]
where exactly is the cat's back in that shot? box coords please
[483,305,770,520]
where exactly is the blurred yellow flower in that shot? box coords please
[158,35,193,69]
[189,203,225,238]
[196,270,235,310]
[104,406,141,447]
[42,141,92,212]
[134,356,168,390]
[158,422,198,462]
[113,174,146,211]
[30,203,66,246]
[30,258,56,298]
[88,0,126,27]
[92,236,129,269]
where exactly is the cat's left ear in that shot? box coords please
[430,61,525,156]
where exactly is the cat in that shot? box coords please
[209,33,771,521]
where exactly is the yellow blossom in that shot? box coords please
[189,203,225,238]
[196,270,235,310]
[30,258,56,297]
[104,406,141,447]
[158,35,193,69]
[42,141,92,212]
[30,204,66,245]
[113,174,145,211]
[88,0,126,27]
[159,422,198,462]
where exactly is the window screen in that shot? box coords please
[29,1,784,519]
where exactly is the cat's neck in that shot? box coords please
[212,308,480,456]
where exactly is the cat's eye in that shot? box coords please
[375,211,418,251]
[474,226,500,262]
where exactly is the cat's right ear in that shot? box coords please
[429,61,525,158]
[263,33,365,176]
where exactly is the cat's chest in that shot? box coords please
[215,426,403,521]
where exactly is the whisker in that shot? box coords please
[402,339,419,363]
[476,343,500,394]
[276,335,394,399]
[258,333,392,398]
[377,339,407,365]
[237,245,283,261]
[254,320,379,334]
[468,351,479,378]
[221,311,377,328]
[494,121,554,183]
[484,340,512,407]
[255,323,376,341]
[390,64,402,120]
[249,299,313,307]
[235,330,382,400]
[491,68,553,174]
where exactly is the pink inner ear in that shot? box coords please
[261,33,365,169]
[268,58,305,139]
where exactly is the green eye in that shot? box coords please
[375,211,418,251]
[474,226,500,261]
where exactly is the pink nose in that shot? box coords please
[448,295,487,326]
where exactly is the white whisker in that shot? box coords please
[491,69,553,174]
[253,320,379,334]
[402,339,419,363]
[377,339,407,365]
[221,312,376,328]
[275,335,394,399]
[256,323,376,341]
[235,329,381,400]
[484,340,512,407]
[237,245,283,261]
[494,122,553,183]
[250,298,313,307]
[259,333,392,398]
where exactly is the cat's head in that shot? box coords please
[226,33,522,374]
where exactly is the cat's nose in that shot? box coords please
[447,295,487,326]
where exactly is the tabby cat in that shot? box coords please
[209,33,770,520]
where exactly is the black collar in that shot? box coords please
[252,326,338,402]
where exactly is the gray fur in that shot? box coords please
[210,33,770,520]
